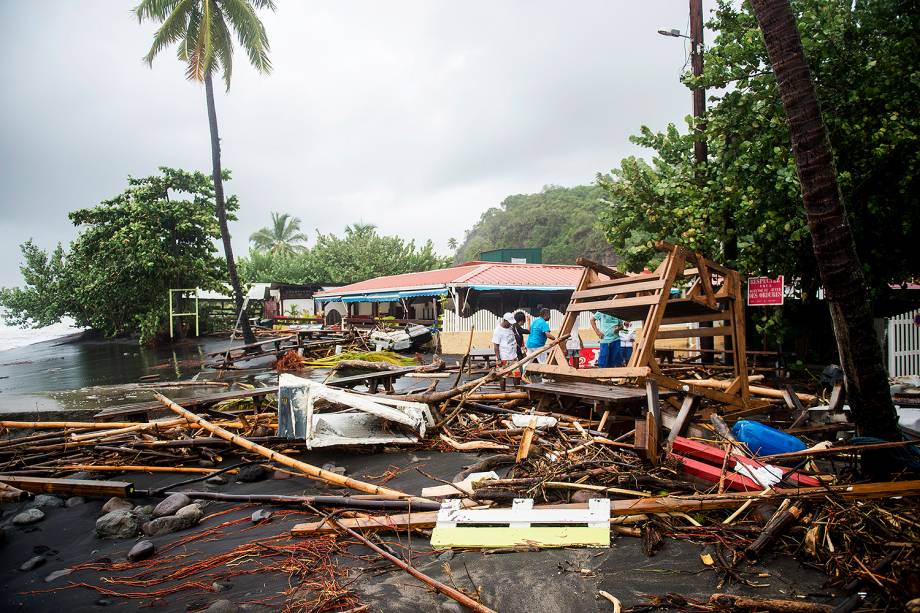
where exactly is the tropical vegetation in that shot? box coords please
[240,223,451,285]
[250,212,308,255]
[134,0,277,345]
[0,169,232,344]
[454,185,615,265]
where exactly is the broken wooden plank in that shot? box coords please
[0,475,133,498]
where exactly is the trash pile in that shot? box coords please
[1,334,918,612]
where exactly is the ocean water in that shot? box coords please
[0,317,85,353]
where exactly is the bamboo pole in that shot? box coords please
[680,378,816,403]
[57,465,240,475]
[153,393,414,498]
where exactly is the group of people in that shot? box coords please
[491,307,635,388]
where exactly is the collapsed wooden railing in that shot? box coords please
[527,241,764,410]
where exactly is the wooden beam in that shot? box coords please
[567,294,661,313]
[575,257,626,280]
[660,312,728,325]
[292,480,920,535]
[667,395,701,442]
[0,475,133,498]
[656,326,733,340]
[525,364,651,379]
[570,278,665,300]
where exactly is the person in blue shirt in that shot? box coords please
[591,311,622,368]
[525,308,556,363]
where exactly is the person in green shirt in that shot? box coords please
[591,311,622,367]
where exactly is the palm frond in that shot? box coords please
[219,0,273,75]
[142,0,194,66]
[185,0,215,81]
[133,0,183,23]
[211,7,234,89]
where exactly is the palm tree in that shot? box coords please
[134,0,276,346]
[249,212,308,256]
[447,237,458,251]
[750,0,899,441]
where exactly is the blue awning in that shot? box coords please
[341,293,401,303]
[467,285,575,292]
[399,289,448,298]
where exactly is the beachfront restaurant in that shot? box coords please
[313,262,599,353]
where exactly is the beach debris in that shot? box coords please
[65,496,84,507]
[95,510,140,539]
[127,539,156,562]
[12,508,45,526]
[732,419,807,455]
[251,509,272,523]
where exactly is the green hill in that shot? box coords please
[454,185,616,265]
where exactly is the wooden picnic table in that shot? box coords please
[94,387,277,422]
[326,366,421,394]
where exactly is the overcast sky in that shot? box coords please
[0,1,717,287]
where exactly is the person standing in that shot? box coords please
[617,321,635,366]
[525,308,556,363]
[591,311,622,368]
[512,311,529,360]
[492,313,519,391]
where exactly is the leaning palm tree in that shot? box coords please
[749,0,899,441]
[134,0,276,346]
[250,212,308,256]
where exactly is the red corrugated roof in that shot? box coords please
[314,262,584,297]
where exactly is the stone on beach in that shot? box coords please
[251,509,272,523]
[19,555,46,572]
[44,568,73,582]
[65,496,85,507]
[153,493,191,518]
[95,510,140,539]
[13,508,45,526]
[101,497,134,514]
[127,539,156,562]
[31,495,65,508]
[236,464,269,483]
[142,503,203,536]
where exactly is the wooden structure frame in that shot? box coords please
[528,242,762,410]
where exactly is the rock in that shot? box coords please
[132,505,154,524]
[439,604,464,613]
[198,459,216,468]
[142,504,203,536]
[320,462,345,475]
[44,568,73,582]
[251,510,272,523]
[33,544,50,554]
[32,495,65,508]
[13,508,45,525]
[211,579,232,593]
[270,470,290,480]
[570,490,593,503]
[206,475,227,486]
[101,497,134,514]
[127,540,156,562]
[437,550,454,562]
[206,599,239,613]
[96,510,140,539]
[153,493,191,518]
[66,471,94,481]
[236,464,268,483]
[95,598,113,607]
[19,555,46,571]
[65,496,85,508]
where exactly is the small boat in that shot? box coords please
[369,324,433,353]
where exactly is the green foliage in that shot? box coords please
[249,212,308,256]
[455,185,614,265]
[0,168,232,344]
[239,223,451,285]
[134,0,275,89]
[598,0,919,296]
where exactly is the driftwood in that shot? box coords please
[683,378,816,403]
[709,594,831,612]
[154,392,420,499]
[745,498,808,560]
[162,490,442,511]
[332,355,444,373]
[0,475,132,498]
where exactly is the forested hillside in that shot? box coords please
[454,185,615,265]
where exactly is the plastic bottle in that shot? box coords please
[731,420,806,456]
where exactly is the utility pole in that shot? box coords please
[689,0,717,363]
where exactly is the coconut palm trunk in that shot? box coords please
[750,0,898,440]
[205,72,256,346]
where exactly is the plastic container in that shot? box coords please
[731,420,806,456]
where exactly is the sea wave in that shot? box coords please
[0,317,85,353]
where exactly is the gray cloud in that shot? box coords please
[0,0,715,286]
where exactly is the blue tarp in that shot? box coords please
[398,289,448,298]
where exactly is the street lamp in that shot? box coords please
[657,28,689,39]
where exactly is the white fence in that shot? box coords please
[888,309,920,377]
[442,308,594,333]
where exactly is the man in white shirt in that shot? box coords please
[492,313,519,390]
[617,322,636,366]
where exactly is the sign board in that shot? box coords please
[747,276,784,306]
[510,257,527,264]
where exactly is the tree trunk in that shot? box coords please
[204,72,257,346]
[749,1,899,440]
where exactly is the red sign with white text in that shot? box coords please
[747,276,784,306]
